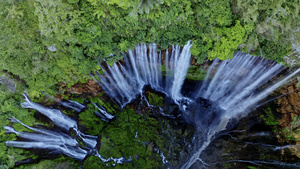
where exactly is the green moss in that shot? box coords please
[79,103,163,168]
[248,166,260,169]
[224,163,231,168]
[147,92,163,107]
[79,106,106,135]
[297,77,300,93]
[0,83,42,168]
[15,157,79,169]
[261,107,300,142]
[70,96,85,104]
[90,96,117,114]
[185,66,207,81]
[280,116,300,141]
[82,156,102,168]
[76,93,169,167]
[260,107,278,126]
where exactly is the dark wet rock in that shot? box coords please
[126,87,195,168]
[199,108,300,169]
[58,100,86,113]
[92,102,116,122]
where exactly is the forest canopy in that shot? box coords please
[0,0,299,97]
[0,0,300,168]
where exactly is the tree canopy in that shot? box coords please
[0,0,299,97]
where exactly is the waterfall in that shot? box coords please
[97,41,300,168]
[97,41,192,106]
[98,42,298,128]
[168,43,193,101]
[198,52,287,119]
[21,93,78,131]
[5,41,300,168]
[5,95,131,164]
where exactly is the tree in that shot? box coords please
[231,0,300,61]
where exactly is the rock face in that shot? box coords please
[0,75,16,93]
[277,82,300,125]
[276,81,300,157]
[62,79,104,96]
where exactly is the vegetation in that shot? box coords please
[1,90,169,168]
[2,0,298,98]
[0,79,41,168]
[260,107,279,126]
[231,0,300,63]
[147,92,164,107]
[261,107,300,142]
[1,0,300,168]
[185,65,207,81]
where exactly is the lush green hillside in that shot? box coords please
[0,0,300,168]
[1,0,298,97]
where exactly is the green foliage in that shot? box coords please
[231,0,300,40]
[260,107,279,126]
[252,39,291,63]
[1,91,164,168]
[0,0,256,99]
[1,0,298,101]
[261,107,300,142]
[231,0,300,61]
[79,103,106,135]
[248,166,260,169]
[0,0,97,98]
[33,0,82,42]
[137,0,164,14]
[193,0,233,27]
[78,96,163,168]
[185,66,207,81]
[98,107,162,168]
[190,0,248,61]
[147,92,163,107]
[1,0,298,168]
[15,156,79,169]
[0,90,39,168]
[207,20,247,60]
[281,116,300,141]
[281,126,295,141]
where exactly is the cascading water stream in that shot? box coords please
[4,41,300,168]
[97,41,300,168]
[5,94,131,165]
[97,41,193,106]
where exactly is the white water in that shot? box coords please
[198,52,287,118]
[98,41,192,106]
[6,96,131,164]
[181,53,300,169]
[92,102,115,122]
[5,117,88,160]
[97,41,300,168]
[21,93,78,131]
[58,100,86,113]
[6,41,300,167]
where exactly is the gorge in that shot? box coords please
[5,41,300,168]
